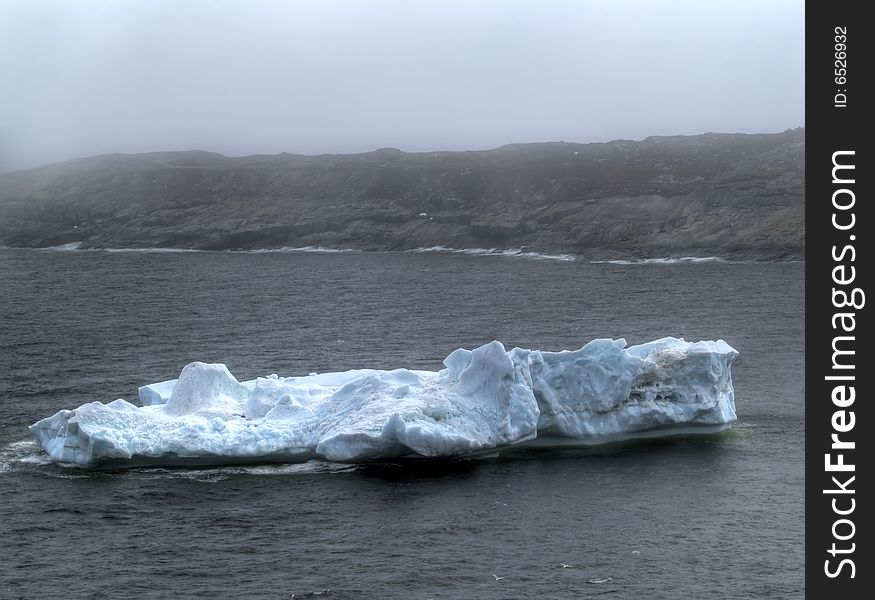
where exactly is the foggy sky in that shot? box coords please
[0,0,804,172]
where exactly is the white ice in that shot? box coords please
[29,337,737,467]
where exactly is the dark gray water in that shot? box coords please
[0,249,803,599]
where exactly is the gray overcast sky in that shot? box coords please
[0,0,804,172]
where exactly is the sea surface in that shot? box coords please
[0,248,804,599]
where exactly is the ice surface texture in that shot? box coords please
[29,338,737,466]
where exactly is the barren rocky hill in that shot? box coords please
[0,129,804,260]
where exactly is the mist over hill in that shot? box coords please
[0,129,804,260]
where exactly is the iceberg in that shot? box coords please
[29,337,737,467]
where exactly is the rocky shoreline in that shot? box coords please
[0,129,804,260]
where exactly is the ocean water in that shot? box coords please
[0,249,803,599]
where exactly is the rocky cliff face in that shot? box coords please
[0,129,804,259]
